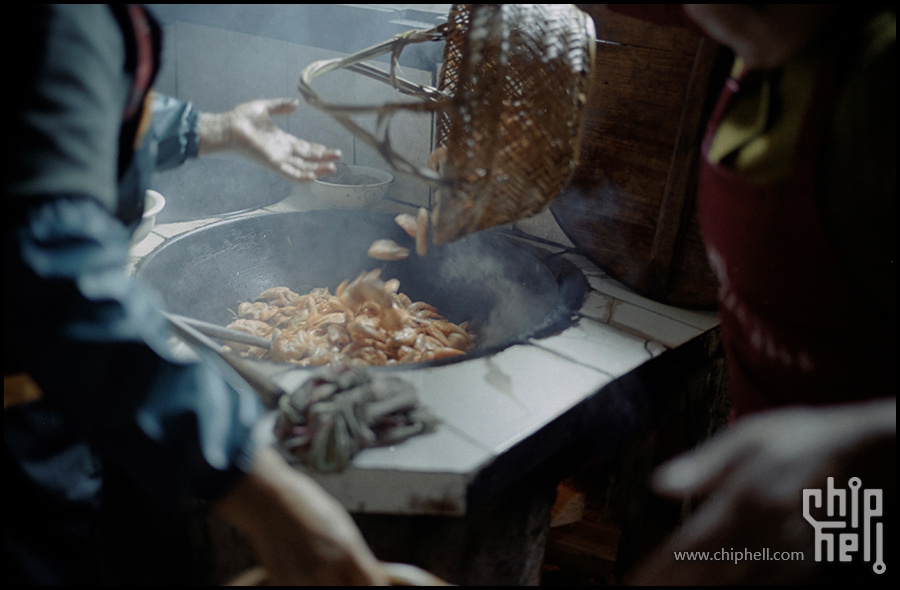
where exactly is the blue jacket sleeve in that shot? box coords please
[7,198,262,504]
[150,93,201,171]
[5,4,260,507]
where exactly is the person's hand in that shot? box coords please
[198,98,342,182]
[213,446,388,586]
[627,397,896,585]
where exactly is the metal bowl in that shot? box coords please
[311,165,393,208]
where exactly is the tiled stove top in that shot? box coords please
[128,186,720,519]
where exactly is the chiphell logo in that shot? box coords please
[803,477,885,574]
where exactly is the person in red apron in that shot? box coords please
[603,5,896,585]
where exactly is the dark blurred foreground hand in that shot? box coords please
[214,447,389,586]
[627,397,896,586]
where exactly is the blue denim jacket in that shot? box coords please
[5,5,259,519]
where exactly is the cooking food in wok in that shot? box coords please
[135,210,588,369]
[225,269,474,367]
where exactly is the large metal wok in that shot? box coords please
[134,210,587,369]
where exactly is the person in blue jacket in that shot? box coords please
[4,5,389,585]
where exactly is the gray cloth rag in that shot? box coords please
[273,366,439,472]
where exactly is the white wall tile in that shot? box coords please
[174,22,291,113]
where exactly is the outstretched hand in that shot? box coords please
[199,98,342,182]
[627,397,895,585]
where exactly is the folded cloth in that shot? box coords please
[273,366,439,472]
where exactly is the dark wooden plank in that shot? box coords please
[552,6,726,309]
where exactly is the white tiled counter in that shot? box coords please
[129,184,724,585]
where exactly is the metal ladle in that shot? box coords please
[164,312,284,406]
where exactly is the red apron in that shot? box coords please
[697,64,896,418]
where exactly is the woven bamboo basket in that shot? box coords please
[299,4,595,244]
